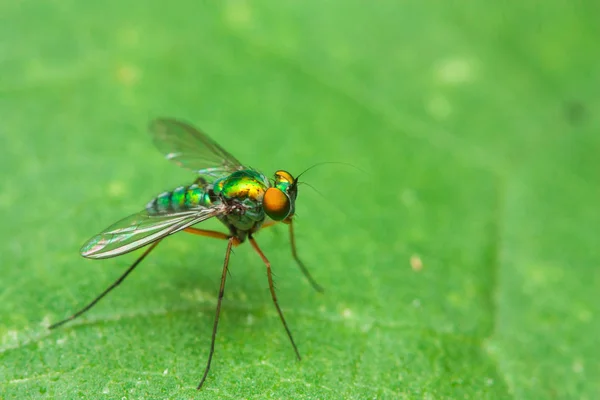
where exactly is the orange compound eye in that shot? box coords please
[274,170,294,184]
[263,187,291,221]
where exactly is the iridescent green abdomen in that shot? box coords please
[146,184,214,215]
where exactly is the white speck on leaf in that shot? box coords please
[116,64,141,86]
[410,255,423,272]
[107,181,125,198]
[435,57,476,84]
[40,316,51,327]
[224,0,252,28]
[1,330,18,346]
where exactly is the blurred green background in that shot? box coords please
[1,1,598,399]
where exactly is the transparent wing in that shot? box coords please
[149,118,245,178]
[80,206,225,259]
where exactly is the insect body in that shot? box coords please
[49,119,322,389]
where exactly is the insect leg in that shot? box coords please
[184,227,241,246]
[197,236,236,390]
[287,219,324,293]
[248,236,301,361]
[257,219,323,292]
[49,240,161,330]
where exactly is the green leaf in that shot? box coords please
[1,0,598,398]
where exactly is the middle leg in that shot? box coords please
[249,235,301,361]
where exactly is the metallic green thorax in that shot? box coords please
[146,169,270,235]
[214,169,270,232]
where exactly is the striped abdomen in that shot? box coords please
[146,184,215,215]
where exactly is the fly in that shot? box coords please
[49,118,323,389]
